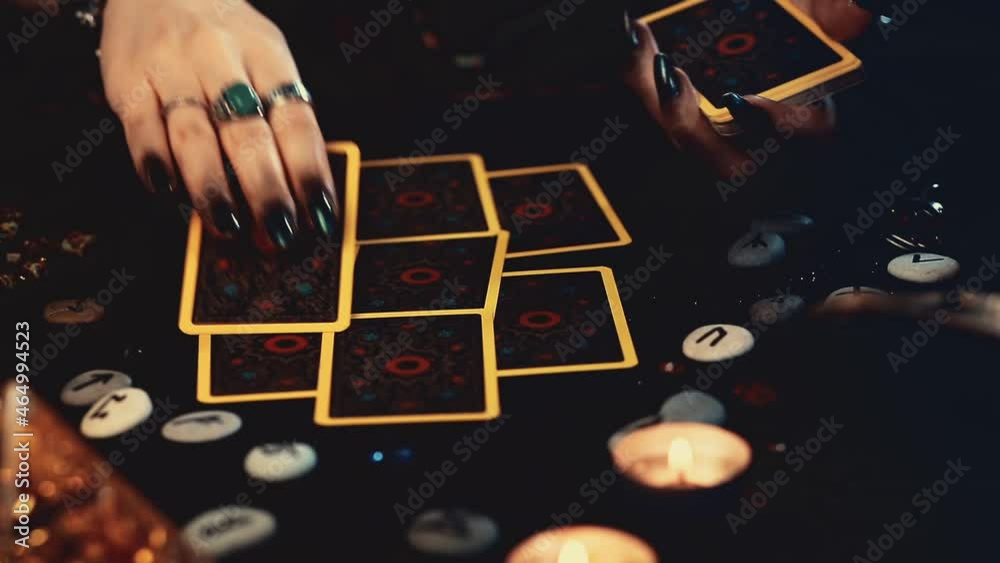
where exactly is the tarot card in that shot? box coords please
[178,141,360,334]
[640,0,862,134]
[357,154,500,243]
[352,232,508,317]
[197,333,322,403]
[494,267,637,376]
[487,164,629,258]
[313,314,500,425]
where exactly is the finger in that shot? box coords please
[622,10,642,71]
[113,76,178,195]
[652,57,747,175]
[626,22,734,150]
[246,46,339,241]
[154,71,241,239]
[197,42,297,251]
[624,18,661,119]
[624,20,754,178]
[796,0,872,42]
[751,94,836,136]
[723,93,835,138]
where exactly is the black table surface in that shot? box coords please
[3,1,998,561]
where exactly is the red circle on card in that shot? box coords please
[396,191,435,207]
[519,311,561,329]
[263,335,309,354]
[387,355,431,377]
[717,33,757,56]
[514,201,554,220]
[401,267,442,285]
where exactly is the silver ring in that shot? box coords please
[160,97,208,119]
[264,81,313,111]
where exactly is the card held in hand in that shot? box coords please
[178,141,360,334]
[197,333,322,403]
[494,267,637,376]
[357,154,501,243]
[314,314,500,426]
[487,164,630,258]
[639,0,862,135]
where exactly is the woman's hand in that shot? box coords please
[99,0,338,249]
[624,1,871,179]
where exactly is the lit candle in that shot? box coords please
[668,437,694,485]
[611,422,751,490]
[507,526,657,563]
[557,540,588,563]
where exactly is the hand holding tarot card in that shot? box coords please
[639,0,863,135]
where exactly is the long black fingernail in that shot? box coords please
[723,92,770,132]
[307,187,339,240]
[654,53,682,102]
[210,200,241,238]
[625,11,641,51]
[265,207,296,250]
[143,156,174,194]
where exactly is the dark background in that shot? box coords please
[2,0,998,561]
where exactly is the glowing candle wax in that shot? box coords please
[611,422,752,490]
[507,526,657,563]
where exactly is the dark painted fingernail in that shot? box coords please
[143,156,174,194]
[654,53,682,102]
[308,187,339,240]
[264,207,296,250]
[625,11,641,51]
[210,200,241,238]
[723,92,770,132]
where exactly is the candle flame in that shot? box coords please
[557,540,589,563]
[669,437,694,475]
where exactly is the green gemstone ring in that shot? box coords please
[211,82,264,122]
